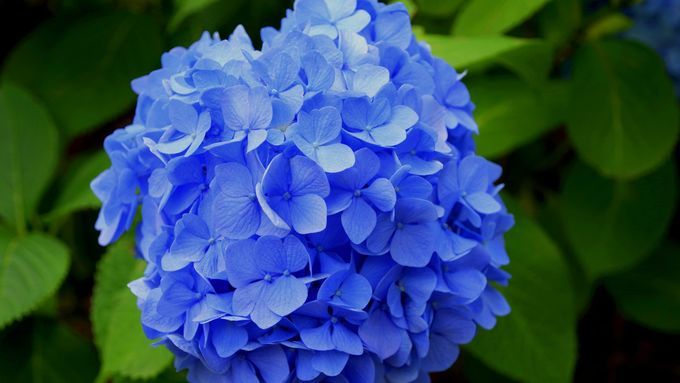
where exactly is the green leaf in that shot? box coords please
[453,0,552,36]
[470,77,568,158]
[92,238,172,380]
[2,12,163,137]
[46,151,110,220]
[495,41,555,86]
[584,13,633,41]
[0,232,70,329]
[561,161,677,279]
[467,202,577,383]
[0,320,99,383]
[170,0,221,31]
[422,35,531,70]
[567,40,679,179]
[606,243,680,333]
[537,0,581,45]
[414,0,463,16]
[0,84,59,233]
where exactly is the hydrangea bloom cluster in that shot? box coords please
[625,0,680,95]
[91,1,513,382]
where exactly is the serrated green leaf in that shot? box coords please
[422,35,531,70]
[567,40,679,179]
[453,0,552,36]
[46,151,110,220]
[467,203,577,383]
[606,243,680,333]
[0,232,70,329]
[2,12,163,137]
[92,238,172,381]
[471,77,567,158]
[561,161,677,279]
[0,84,59,233]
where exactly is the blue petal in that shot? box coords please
[365,213,395,254]
[362,178,397,212]
[168,99,198,134]
[332,322,364,355]
[316,143,355,173]
[211,320,248,358]
[341,198,376,244]
[349,64,390,98]
[312,350,349,377]
[290,194,328,234]
[290,155,330,197]
[391,223,437,267]
[225,239,262,287]
[248,346,290,383]
[358,309,402,359]
[465,192,501,214]
[266,276,308,316]
[300,321,334,351]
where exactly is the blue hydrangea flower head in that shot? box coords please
[625,0,680,95]
[92,1,514,381]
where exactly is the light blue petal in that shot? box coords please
[336,10,371,33]
[365,213,395,254]
[169,99,198,134]
[465,192,501,214]
[332,322,364,355]
[225,239,262,287]
[290,155,330,197]
[349,64,390,98]
[290,194,328,234]
[247,129,269,152]
[362,178,396,212]
[212,321,248,358]
[221,85,250,130]
[266,276,308,316]
[155,135,193,155]
[316,143,355,173]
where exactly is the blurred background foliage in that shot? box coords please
[0,0,678,382]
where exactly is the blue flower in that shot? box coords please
[294,0,371,39]
[437,155,502,227]
[327,148,396,243]
[257,154,330,234]
[94,1,514,381]
[226,235,310,329]
[342,95,419,147]
[153,100,211,156]
[290,106,355,173]
[220,85,273,152]
[366,198,439,267]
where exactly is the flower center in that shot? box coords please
[282,269,290,276]
[283,192,292,200]
[396,222,405,230]
[334,289,342,297]
[353,189,361,197]
[330,316,338,324]
[264,274,273,282]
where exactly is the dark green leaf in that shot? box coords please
[2,12,163,137]
[537,0,581,45]
[92,238,172,380]
[422,35,531,70]
[495,41,555,86]
[470,77,567,158]
[467,202,577,383]
[0,320,99,383]
[0,84,59,232]
[567,40,679,179]
[46,151,110,220]
[561,161,677,279]
[453,0,552,36]
[606,243,680,333]
[0,232,70,329]
[170,0,221,31]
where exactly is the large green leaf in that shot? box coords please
[606,243,680,333]
[0,232,70,329]
[453,0,552,36]
[470,77,567,158]
[495,41,555,86]
[170,0,221,31]
[561,161,677,279]
[0,84,59,232]
[46,151,110,220]
[567,40,679,179]
[422,35,530,70]
[92,239,172,381]
[0,320,99,383]
[2,12,163,137]
[466,203,577,383]
[537,0,581,45]
[415,0,464,16]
